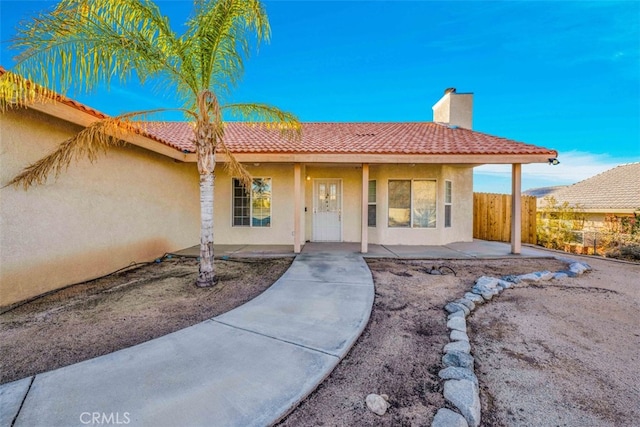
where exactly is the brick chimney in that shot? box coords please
[432,88,473,129]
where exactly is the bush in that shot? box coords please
[605,243,640,261]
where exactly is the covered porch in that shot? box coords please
[170,239,553,259]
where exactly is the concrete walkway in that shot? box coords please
[1,253,374,427]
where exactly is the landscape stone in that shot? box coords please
[478,290,494,301]
[556,269,578,277]
[446,316,467,332]
[442,351,474,369]
[444,340,471,354]
[569,262,589,275]
[365,393,390,416]
[455,298,476,311]
[497,279,513,289]
[474,276,499,288]
[448,310,465,320]
[537,270,554,281]
[445,302,470,316]
[471,283,500,296]
[464,292,484,304]
[501,274,521,284]
[444,379,481,427]
[517,272,542,282]
[431,408,469,427]
[450,330,469,342]
[438,366,479,389]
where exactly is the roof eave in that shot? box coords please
[207,152,557,164]
[28,101,192,162]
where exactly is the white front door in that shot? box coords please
[313,179,342,241]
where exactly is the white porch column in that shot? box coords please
[511,163,522,254]
[361,163,369,253]
[294,163,302,254]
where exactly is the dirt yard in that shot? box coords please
[279,255,639,427]
[0,257,292,384]
[2,253,638,427]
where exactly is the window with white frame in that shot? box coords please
[368,180,377,227]
[232,178,272,227]
[445,180,452,228]
[388,179,437,228]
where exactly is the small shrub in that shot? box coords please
[606,243,640,261]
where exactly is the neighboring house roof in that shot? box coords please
[144,121,556,158]
[539,163,640,212]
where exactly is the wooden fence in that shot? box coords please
[473,193,537,244]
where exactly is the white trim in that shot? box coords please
[444,180,452,228]
[231,177,273,228]
[388,178,438,229]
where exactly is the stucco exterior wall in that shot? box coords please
[303,165,363,242]
[211,163,473,246]
[212,164,298,245]
[367,164,474,245]
[0,108,200,306]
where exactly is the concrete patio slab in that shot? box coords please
[445,240,550,258]
[169,244,296,258]
[169,240,553,260]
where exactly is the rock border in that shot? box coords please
[431,258,591,427]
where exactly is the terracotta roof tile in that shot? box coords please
[143,121,557,157]
[2,67,556,159]
[542,163,640,210]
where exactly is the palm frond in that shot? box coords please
[0,68,58,112]
[8,0,195,104]
[217,138,252,190]
[6,112,169,189]
[182,0,270,95]
[222,102,301,139]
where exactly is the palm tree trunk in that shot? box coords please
[195,117,218,288]
[197,168,217,287]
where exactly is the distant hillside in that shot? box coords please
[523,186,566,198]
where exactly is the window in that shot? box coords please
[232,178,272,227]
[388,180,437,228]
[388,180,411,227]
[368,180,377,227]
[445,180,452,228]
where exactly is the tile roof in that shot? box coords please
[541,163,640,210]
[0,66,107,119]
[1,67,556,159]
[143,121,557,157]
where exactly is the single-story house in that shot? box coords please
[530,162,640,231]
[0,87,557,306]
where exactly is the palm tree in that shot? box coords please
[0,0,299,287]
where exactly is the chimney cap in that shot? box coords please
[444,87,457,95]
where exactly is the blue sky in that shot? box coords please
[1,0,639,193]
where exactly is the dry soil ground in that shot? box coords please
[0,257,292,384]
[2,254,638,427]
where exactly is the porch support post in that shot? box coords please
[294,163,302,254]
[361,163,369,253]
[511,163,522,254]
